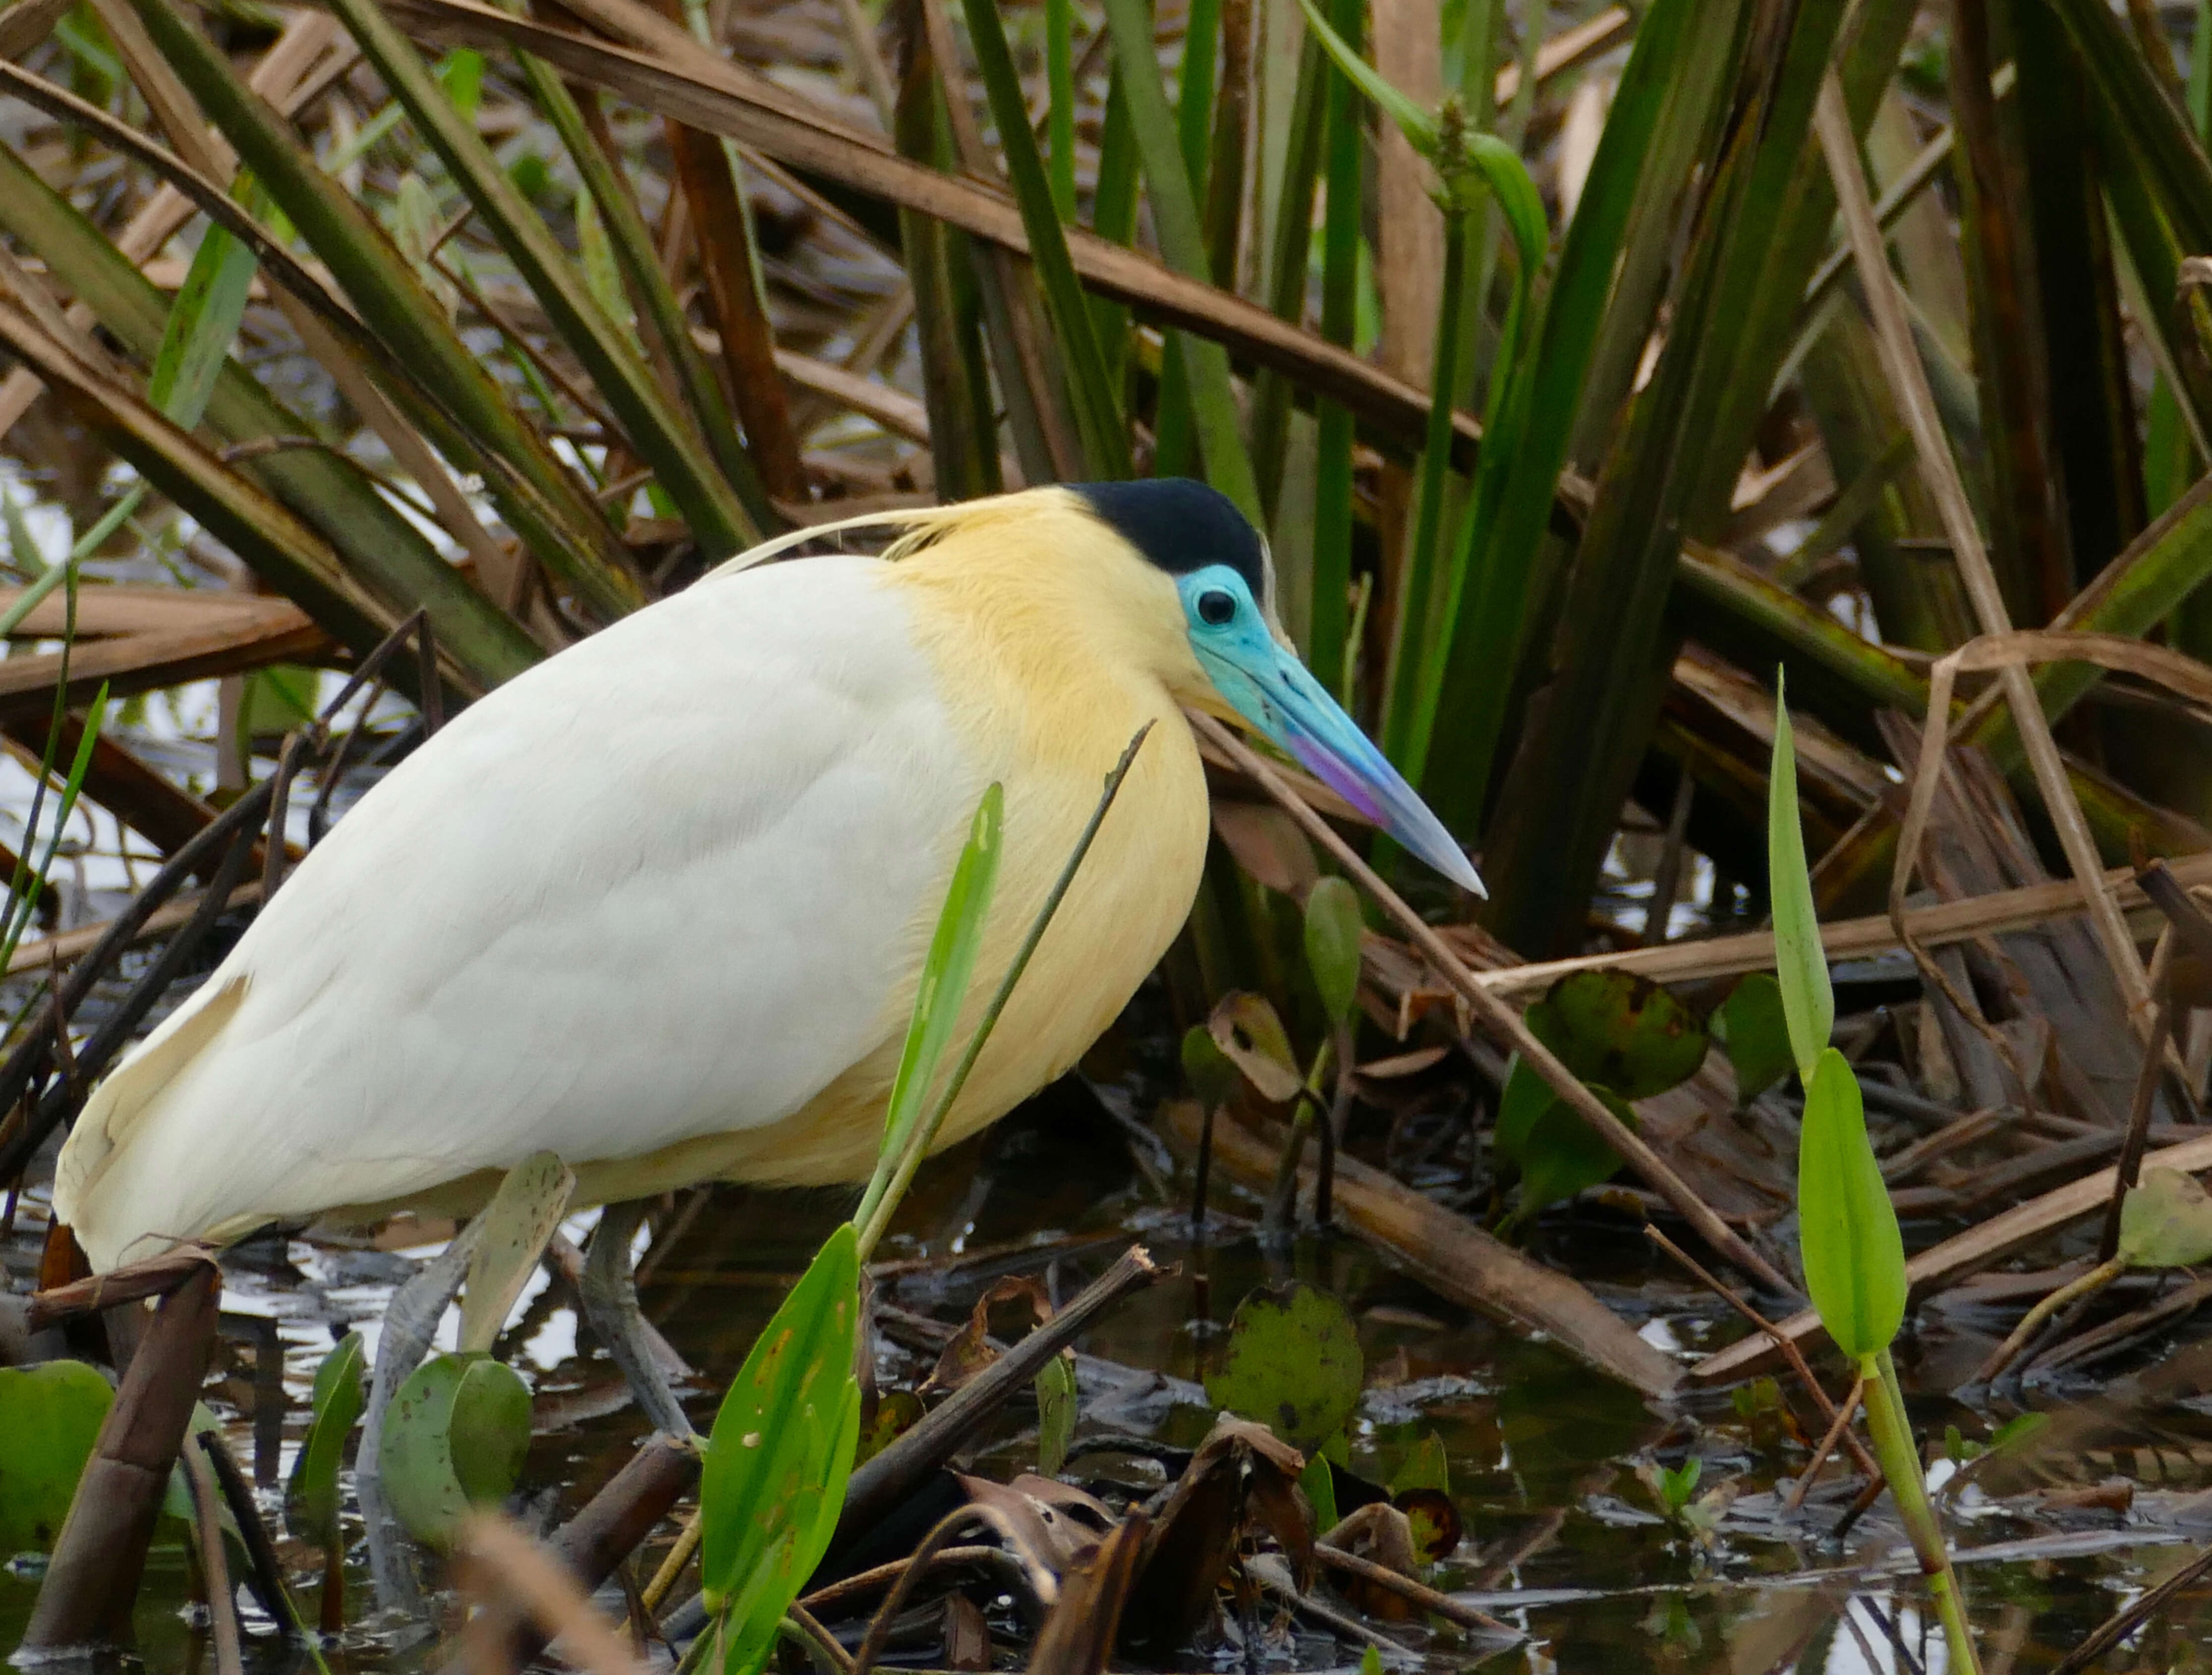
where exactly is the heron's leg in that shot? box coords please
[357,1221,481,1612]
[579,1198,694,1436]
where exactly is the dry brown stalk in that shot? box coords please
[1815,75,2151,1028]
[1470,851,2212,1000]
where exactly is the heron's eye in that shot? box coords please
[1197,589,1237,626]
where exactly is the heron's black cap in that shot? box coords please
[1073,479,1269,605]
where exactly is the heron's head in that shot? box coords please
[1071,479,1483,897]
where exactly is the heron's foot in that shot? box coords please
[358,1222,482,1610]
[580,1198,695,1437]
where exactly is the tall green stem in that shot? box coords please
[1382,210,1470,758]
[1046,0,1077,221]
[1861,1348,1983,1675]
[1309,0,1364,696]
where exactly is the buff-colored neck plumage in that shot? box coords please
[586,488,1220,1194]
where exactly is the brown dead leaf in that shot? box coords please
[1207,993,1303,1104]
[920,1276,1053,1397]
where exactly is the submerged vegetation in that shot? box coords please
[10,0,2212,1663]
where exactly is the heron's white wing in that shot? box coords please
[57,557,983,1268]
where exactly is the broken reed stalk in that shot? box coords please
[23,1258,220,1652]
[2101,986,2174,1264]
[1785,1369,1867,1512]
[198,1429,311,1639]
[1186,710,1796,1296]
[1812,74,2149,1029]
[2051,1544,2212,1675]
[180,1435,247,1675]
[1312,1542,1508,1632]
[835,1244,1159,1543]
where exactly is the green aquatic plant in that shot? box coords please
[1770,676,1981,1675]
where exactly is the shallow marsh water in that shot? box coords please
[6,1058,2212,1674]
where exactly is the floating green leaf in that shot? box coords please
[1527,969,1709,1101]
[379,1351,532,1544]
[1304,876,1365,1027]
[1204,1281,1363,1454]
[1768,677,1833,1078]
[0,1360,113,1557]
[1797,1048,1906,1359]
[284,1333,366,1550]
[2118,1168,2212,1268]
[1716,973,1795,1102]
[699,1222,861,1675]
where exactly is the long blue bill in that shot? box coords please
[1190,598,1485,897]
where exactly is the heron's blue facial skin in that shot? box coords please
[1177,565,1485,897]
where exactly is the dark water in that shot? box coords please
[5,1082,2212,1673]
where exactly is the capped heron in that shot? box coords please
[53,480,1477,1432]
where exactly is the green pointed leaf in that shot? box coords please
[1716,972,1795,1102]
[1462,133,1548,277]
[147,207,258,433]
[854,786,1002,1235]
[1303,876,1365,1027]
[699,1222,861,1645]
[2118,1168,2212,1269]
[1300,1449,1338,1532]
[437,48,485,123]
[1035,1350,1077,1479]
[574,186,633,335]
[1797,1049,1905,1359]
[284,1333,366,1550]
[1204,1281,1363,1453]
[0,1360,114,1557]
[1768,676,1833,1078]
[379,1351,532,1544]
[1292,0,1440,158]
[1390,1432,1449,1497]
